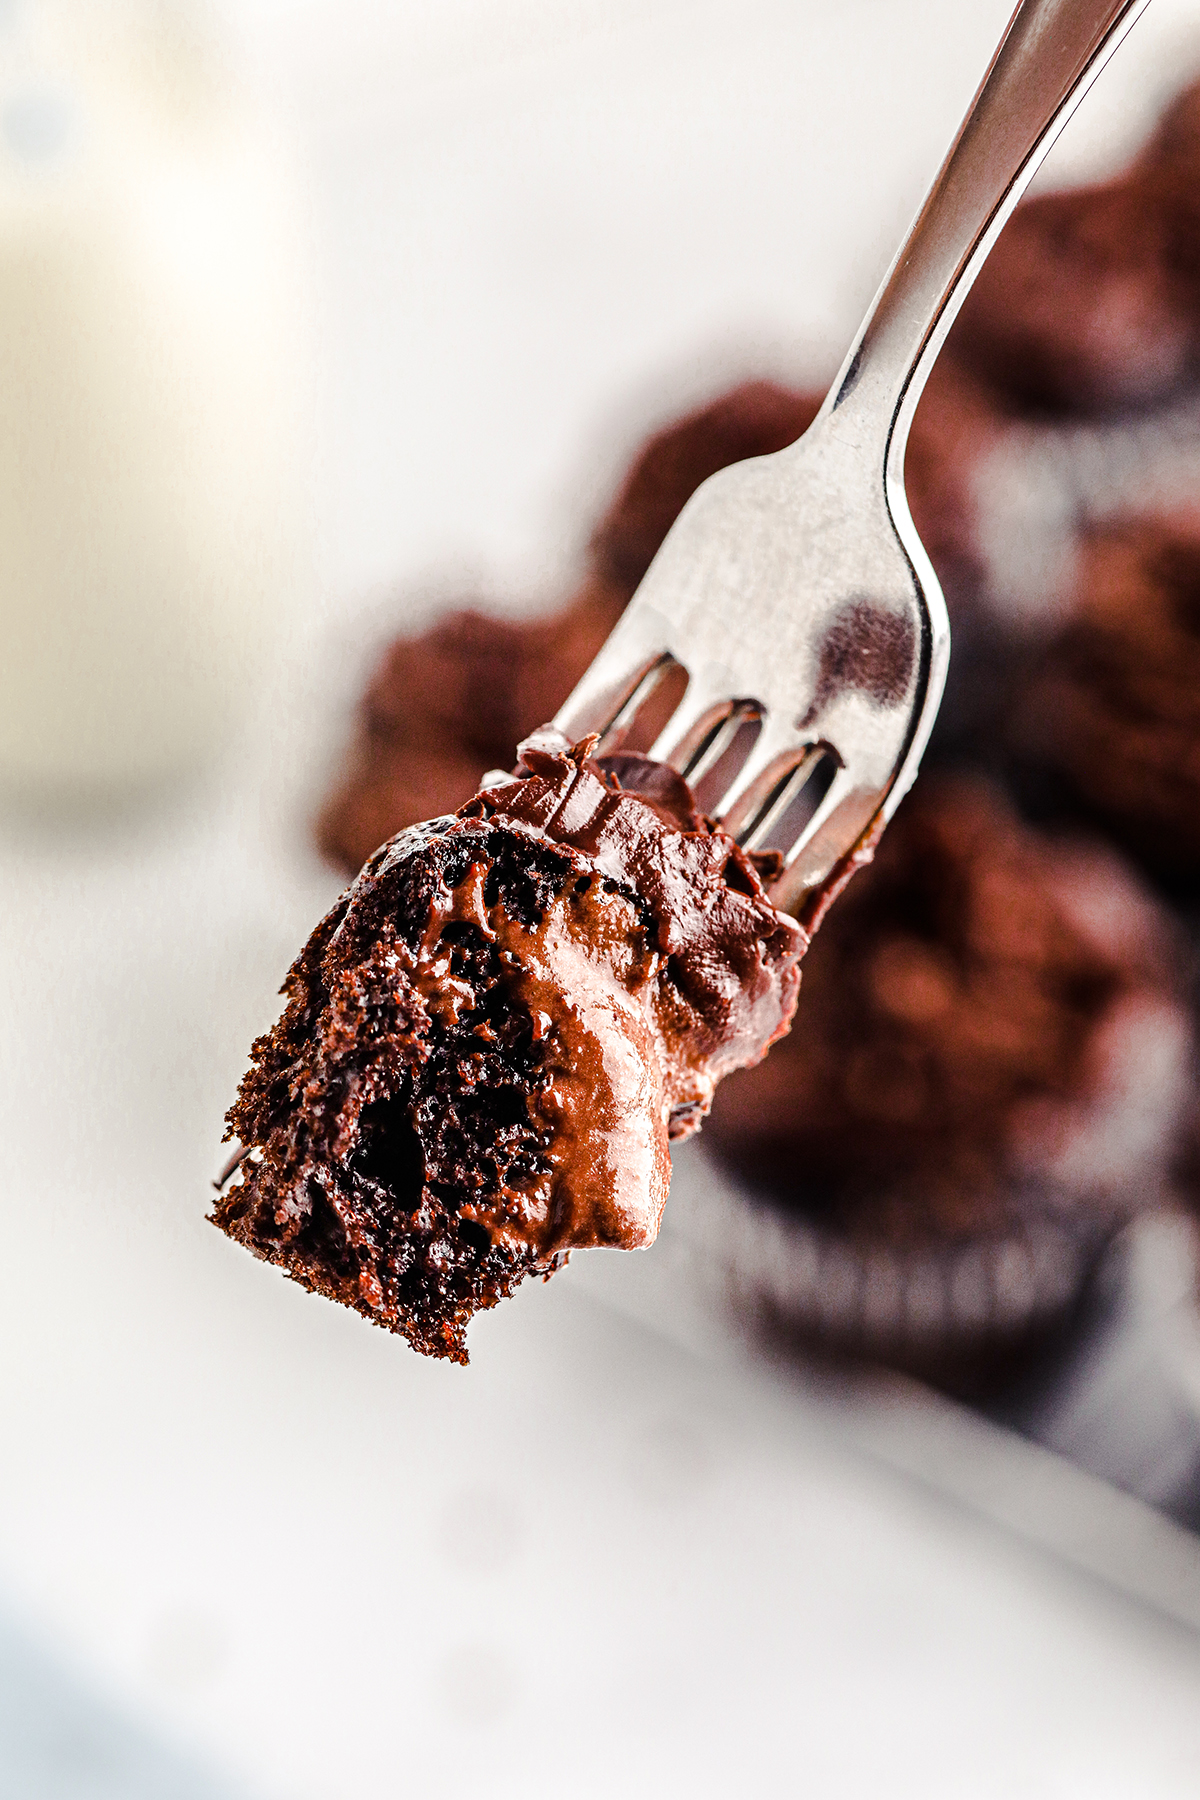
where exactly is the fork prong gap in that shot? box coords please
[769,765,877,919]
[734,755,812,852]
[713,730,802,837]
[737,747,837,853]
[593,652,686,753]
[680,700,761,786]
[679,706,738,782]
[692,715,765,814]
[779,760,847,868]
[753,748,841,857]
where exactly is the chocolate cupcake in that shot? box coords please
[317,382,824,874]
[703,773,1193,1392]
[1144,73,1200,173]
[946,75,1200,418]
[586,378,823,595]
[315,582,628,873]
[948,175,1199,415]
[318,366,1007,872]
[1014,510,1200,883]
[905,353,1010,597]
[219,735,804,1361]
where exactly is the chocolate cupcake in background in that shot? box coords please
[317,363,1008,873]
[1140,72,1200,283]
[1011,511,1200,885]
[948,178,1198,416]
[903,355,1008,592]
[317,382,823,874]
[585,378,823,597]
[702,774,1193,1394]
[315,580,629,874]
[903,354,1022,757]
[947,76,1200,417]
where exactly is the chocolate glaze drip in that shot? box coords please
[214,738,804,1361]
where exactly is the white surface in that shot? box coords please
[4,779,1200,1799]
[5,2,1200,1795]
[576,1156,1200,1632]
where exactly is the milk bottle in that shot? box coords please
[0,1,306,806]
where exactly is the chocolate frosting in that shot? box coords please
[470,733,807,1122]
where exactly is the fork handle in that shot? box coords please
[822,0,1152,475]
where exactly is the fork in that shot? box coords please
[553,0,1150,928]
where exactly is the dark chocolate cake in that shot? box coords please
[217,735,804,1361]
[948,78,1200,416]
[317,367,1005,874]
[1015,512,1200,881]
[707,772,1190,1242]
[701,773,1192,1389]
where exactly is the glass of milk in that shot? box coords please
[0,0,307,809]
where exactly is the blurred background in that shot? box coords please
[5,1,1200,1795]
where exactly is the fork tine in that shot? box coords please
[555,593,695,744]
[737,744,833,854]
[781,762,856,866]
[597,654,687,751]
[555,649,673,747]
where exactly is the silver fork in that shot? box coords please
[553,0,1150,926]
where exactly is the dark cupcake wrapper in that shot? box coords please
[665,1149,1129,1395]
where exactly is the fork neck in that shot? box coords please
[814,0,1150,489]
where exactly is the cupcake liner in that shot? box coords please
[665,1148,1120,1397]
